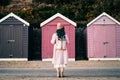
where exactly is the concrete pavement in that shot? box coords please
[0,60,120,69]
[0,68,120,78]
[0,60,120,80]
[0,68,120,80]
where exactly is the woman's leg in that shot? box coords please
[56,68,60,77]
[60,67,64,77]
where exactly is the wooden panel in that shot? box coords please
[87,26,94,58]
[1,17,23,25]
[42,17,75,59]
[22,26,28,58]
[1,26,11,58]
[88,24,117,58]
[65,25,75,58]
[12,25,22,58]
[42,26,52,58]
[48,25,56,58]
[105,25,116,57]
[116,25,120,57]
[93,25,106,58]
[93,16,117,24]
[0,16,28,59]
[0,25,25,58]
[45,17,71,26]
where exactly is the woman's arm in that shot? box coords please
[65,34,69,44]
[51,33,56,44]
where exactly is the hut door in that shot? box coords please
[65,25,74,58]
[93,26,106,58]
[42,25,56,59]
[49,26,56,58]
[105,25,116,57]
[93,25,116,58]
[12,26,22,58]
[1,26,12,58]
[1,25,22,58]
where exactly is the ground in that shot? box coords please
[0,60,120,68]
[0,60,120,80]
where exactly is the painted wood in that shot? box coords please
[93,25,106,58]
[105,25,116,57]
[0,13,29,60]
[41,13,76,60]
[87,12,120,59]
[116,25,120,57]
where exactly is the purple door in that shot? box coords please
[93,25,106,58]
[93,25,116,58]
[105,25,116,57]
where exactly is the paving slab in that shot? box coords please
[0,61,120,69]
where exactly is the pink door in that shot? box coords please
[116,25,120,57]
[93,25,106,58]
[49,25,56,58]
[42,24,75,59]
[65,25,75,58]
[93,25,116,58]
[42,25,56,59]
[42,26,49,59]
[105,25,116,57]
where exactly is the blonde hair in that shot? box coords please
[57,22,63,29]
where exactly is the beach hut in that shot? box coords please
[0,13,29,61]
[86,12,120,60]
[40,13,76,61]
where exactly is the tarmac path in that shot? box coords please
[0,68,120,78]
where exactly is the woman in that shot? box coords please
[51,22,69,78]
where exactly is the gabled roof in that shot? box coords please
[87,12,120,26]
[40,13,76,27]
[0,12,29,26]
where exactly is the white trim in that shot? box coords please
[87,12,120,26]
[0,12,29,26]
[89,58,120,61]
[40,13,76,27]
[42,58,75,61]
[0,58,28,61]
[42,58,52,61]
[68,58,75,61]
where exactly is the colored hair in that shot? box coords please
[56,27,65,40]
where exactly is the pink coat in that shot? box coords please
[51,33,69,67]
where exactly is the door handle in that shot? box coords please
[103,42,109,45]
[8,40,15,43]
[9,54,13,58]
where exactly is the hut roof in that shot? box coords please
[0,12,29,26]
[87,12,120,26]
[40,13,76,27]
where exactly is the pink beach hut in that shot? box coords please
[40,13,76,61]
[87,12,120,60]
